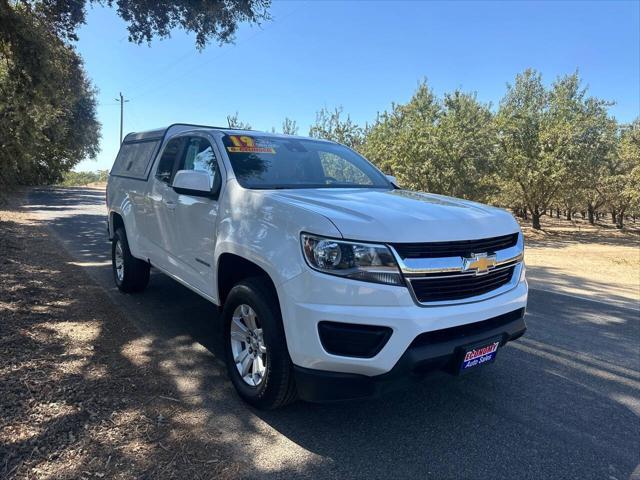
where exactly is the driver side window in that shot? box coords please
[177,137,218,189]
[156,137,184,184]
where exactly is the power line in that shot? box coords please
[129,5,302,101]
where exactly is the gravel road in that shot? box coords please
[24,186,640,480]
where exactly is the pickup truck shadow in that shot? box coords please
[20,187,640,480]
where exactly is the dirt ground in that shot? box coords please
[520,215,640,310]
[0,191,243,479]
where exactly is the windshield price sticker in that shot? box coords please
[227,135,276,154]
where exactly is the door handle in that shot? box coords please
[163,200,176,210]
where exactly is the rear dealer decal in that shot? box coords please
[227,135,275,154]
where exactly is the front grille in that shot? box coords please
[410,266,515,303]
[391,233,519,259]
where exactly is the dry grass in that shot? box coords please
[520,214,640,309]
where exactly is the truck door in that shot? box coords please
[164,135,220,297]
[146,136,186,272]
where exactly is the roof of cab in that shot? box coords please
[122,123,334,144]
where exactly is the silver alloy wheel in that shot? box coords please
[230,304,267,386]
[114,240,124,282]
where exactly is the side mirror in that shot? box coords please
[172,170,213,196]
[386,175,399,188]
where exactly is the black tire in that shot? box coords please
[223,277,297,409]
[112,227,150,293]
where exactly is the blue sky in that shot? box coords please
[75,0,640,171]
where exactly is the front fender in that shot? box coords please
[213,182,342,298]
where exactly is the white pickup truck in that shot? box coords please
[107,123,528,409]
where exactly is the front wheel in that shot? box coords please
[112,227,150,293]
[223,278,297,409]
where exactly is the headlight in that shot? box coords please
[301,233,403,286]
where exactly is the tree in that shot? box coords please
[281,117,299,135]
[496,70,618,229]
[0,0,271,186]
[5,0,271,48]
[361,82,497,201]
[226,112,252,130]
[600,120,640,228]
[432,91,497,201]
[547,73,617,224]
[309,106,364,149]
[0,3,100,185]
[496,70,571,229]
[360,82,440,190]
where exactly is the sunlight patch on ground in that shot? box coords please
[67,260,111,268]
[120,336,155,367]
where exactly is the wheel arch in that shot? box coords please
[109,211,125,240]
[216,253,280,309]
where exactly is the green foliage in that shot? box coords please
[58,169,109,186]
[306,72,628,230]
[495,69,617,228]
[433,90,497,200]
[551,73,617,223]
[0,3,100,185]
[360,82,438,191]
[11,0,271,48]
[227,112,252,130]
[599,119,640,227]
[309,106,364,150]
[97,0,271,49]
[0,0,272,187]
[281,117,299,135]
[494,69,558,228]
[361,82,497,202]
[309,107,368,182]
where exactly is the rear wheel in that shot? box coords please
[223,278,297,409]
[112,227,150,293]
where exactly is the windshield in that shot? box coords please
[221,134,391,189]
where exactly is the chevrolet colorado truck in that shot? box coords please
[106,123,528,409]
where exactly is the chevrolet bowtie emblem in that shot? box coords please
[462,253,497,275]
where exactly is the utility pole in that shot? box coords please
[115,92,129,144]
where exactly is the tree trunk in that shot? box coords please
[556,208,560,218]
[566,209,571,221]
[616,210,625,229]
[587,204,595,225]
[611,210,617,224]
[532,206,541,230]
[523,207,528,220]
[581,211,585,219]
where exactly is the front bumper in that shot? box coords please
[279,268,528,377]
[293,308,526,402]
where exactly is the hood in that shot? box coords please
[267,188,520,243]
